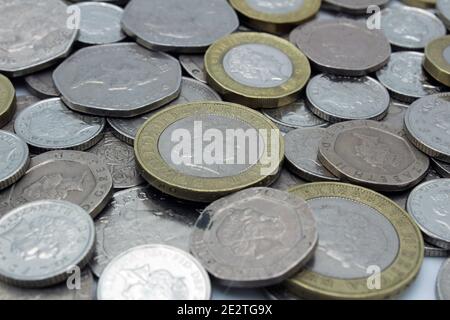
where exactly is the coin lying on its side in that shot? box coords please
[425,242,450,258]
[432,158,450,178]
[0,74,16,129]
[0,131,29,190]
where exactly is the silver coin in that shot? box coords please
[69,0,128,5]
[76,2,126,45]
[179,54,207,83]
[0,0,78,77]
[292,19,391,76]
[0,96,40,133]
[437,0,450,30]
[53,43,182,117]
[306,74,390,123]
[405,93,450,163]
[380,100,409,131]
[108,77,221,145]
[319,120,430,192]
[437,258,450,300]
[24,67,59,98]
[407,179,450,249]
[87,131,144,189]
[89,186,200,277]
[425,242,450,257]
[121,0,239,53]
[285,128,339,182]
[270,167,307,191]
[324,0,389,13]
[380,7,445,50]
[262,98,328,133]
[14,98,105,153]
[0,200,95,288]
[97,244,211,300]
[190,187,318,288]
[0,269,95,300]
[0,131,29,190]
[432,158,450,178]
[376,52,444,103]
[264,285,300,300]
[0,150,113,218]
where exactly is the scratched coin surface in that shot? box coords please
[0,150,113,218]
[53,43,182,117]
[0,131,29,190]
[407,179,450,249]
[306,74,390,123]
[0,0,78,77]
[0,74,16,129]
[437,258,450,300]
[24,67,59,98]
[1,96,40,133]
[122,0,239,52]
[97,244,211,300]
[0,200,95,288]
[432,159,450,178]
[108,77,221,145]
[14,98,105,153]
[179,54,207,83]
[190,187,318,288]
[324,0,389,13]
[319,120,430,192]
[379,100,409,131]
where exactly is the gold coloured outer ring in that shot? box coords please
[134,101,284,203]
[401,0,436,8]
[286,182,424,300]
[424,36,450,87]
[205,32,311,109]
[230,0,321,34]
[0,74,16,128]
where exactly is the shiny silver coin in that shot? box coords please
[425,242,450,257]
[262,98,328,133]
[324,0,389,13]
[69,0,128,5]
[97,244,211,300]
[179,54,207,83]
[407,179,450,249]
[306,74,390,123]
[122,0,239,53]
[0,150,113,218]
[0,200,95,288]
[376,52,444,103]
[432,158,450,178]
[24,67,59,98]
[270,167,307,191]
[0,96,40,133]
[405,94,450,163]
[285,128,339,182]
[0,269,95,300]
[265,285,300,300]
[14,98,105,153]
[0,0,78,77]
[108,77,221,145]
[53,43,182,117]
[190,187,318,288]
[438,0,450,30]
[319,120,430,192]
[292,19,391,76]
[90,186,200,277]
[437,258,450,300]
[76,2,126,45]
[0,131,29,190]
[380,100,409,131]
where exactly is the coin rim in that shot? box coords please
[0,130,30,190]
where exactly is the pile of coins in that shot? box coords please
[0,0,450,300]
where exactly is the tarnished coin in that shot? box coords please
[0,200,95,288]
[205,32,311,108]
[425,242,450,257]
[376,52,444,103]
[89,186,199,277]
[135,102,284,202]
[0,131,29,190]
[179,54,207,83]
[380,7,445,50]
[108,77,221,145]
[306,74,390,123]
[76,2,125,45]
[24,67,59,98]
[405,93,450,163]
[265,285,300,300]
[401,0,436,9]
[319,120,430,192]
[97,244,211,300]
[53,43,182,117]
[380,100,409,131]
[424,36,450,87]
[285,128,339,182]
[0,0,78,77]
[270,167,307,191]
[292,19,391,76]
[0,150,113,218]
[14,98,105,153]
[287,182,423,299]
[437,258,450,300]
[324,0,389,13]
[88,132,144,189]
[0,96,40,133]
[407,179,450,249]
[190,187,318,288]
[122,0,239,53]
[229,0,321,34]
[262,98,328,133]
[437,0,450,30]
[432,158,450,178]
[0,74,15,129]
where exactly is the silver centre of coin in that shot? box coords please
[443,46,450,65]
[246,0,304,14]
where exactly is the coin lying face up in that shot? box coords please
[380,101,409,131]
[53,43,182,117]
[135,102,284,202]
[323,0,389,13]
[286,182,424,299]
[437,0,450,30]
[0,131,29,190]
[424,35,450,87]
[97,244,211,300]
[0,74,15,129]
[1,96,40,133]
[437,258,450,300]
[205,32,311,108]
[0,200,95,288]
[190,188,318,288]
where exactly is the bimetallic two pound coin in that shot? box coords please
[0,74,15,129]
[424,36,450,87]
[401,0,436,9]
